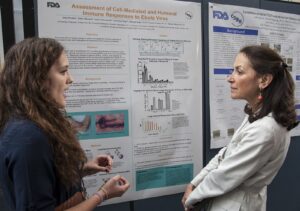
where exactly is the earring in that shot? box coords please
[257,88,263,101]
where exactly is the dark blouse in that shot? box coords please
[0,118,80,210]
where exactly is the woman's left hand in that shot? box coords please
[83,155,113,176]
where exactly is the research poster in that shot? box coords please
[209,3,300,149]
[0,9,4,69]
[38,0,202,204]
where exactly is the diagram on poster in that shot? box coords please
[37,0,203,204]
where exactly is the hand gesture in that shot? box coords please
[83,155,113,176]
[99,175,130,199]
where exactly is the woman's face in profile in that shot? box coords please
[46,52,73,108]
[227,53,260,106]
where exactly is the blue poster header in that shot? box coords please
[214,68,233,75]
[213,26,258,35]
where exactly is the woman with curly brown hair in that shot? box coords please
[0,37,129,211]
[182,45,298,211]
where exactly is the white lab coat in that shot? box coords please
[185,113,290,211]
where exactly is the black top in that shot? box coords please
[0,118,80,210]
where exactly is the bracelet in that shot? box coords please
[100,187,108,200]
[93,192,104,204]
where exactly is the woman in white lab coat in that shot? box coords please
[182,45,298,211]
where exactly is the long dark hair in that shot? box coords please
[240,45,298,130]
[0,37,87,187]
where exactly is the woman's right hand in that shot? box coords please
[181,183,195,209]
[99,175,130,199]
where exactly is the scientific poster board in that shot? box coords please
[209,3,300,149]
[0,9,4,69]
[37,0,202,205]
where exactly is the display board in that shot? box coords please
[279,0,300,3]
[0,9,4,69]
[209,2,300,148]
[37,0,203,205]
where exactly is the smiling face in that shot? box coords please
[227,53,261,107]
[47,51,73,108]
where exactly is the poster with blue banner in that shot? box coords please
[209,3,300,148]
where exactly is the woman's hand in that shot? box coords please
[182,183,195,210]
[99,175,130,199]
[83,155,113,176]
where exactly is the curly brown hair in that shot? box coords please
[240,45,298,130]
[0,37,87,188]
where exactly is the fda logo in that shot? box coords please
[231,11,244,27]
[47,2,60,8]
[213,10,229,20]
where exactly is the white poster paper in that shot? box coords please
[209,3,300,149]
[38,0,202,205]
